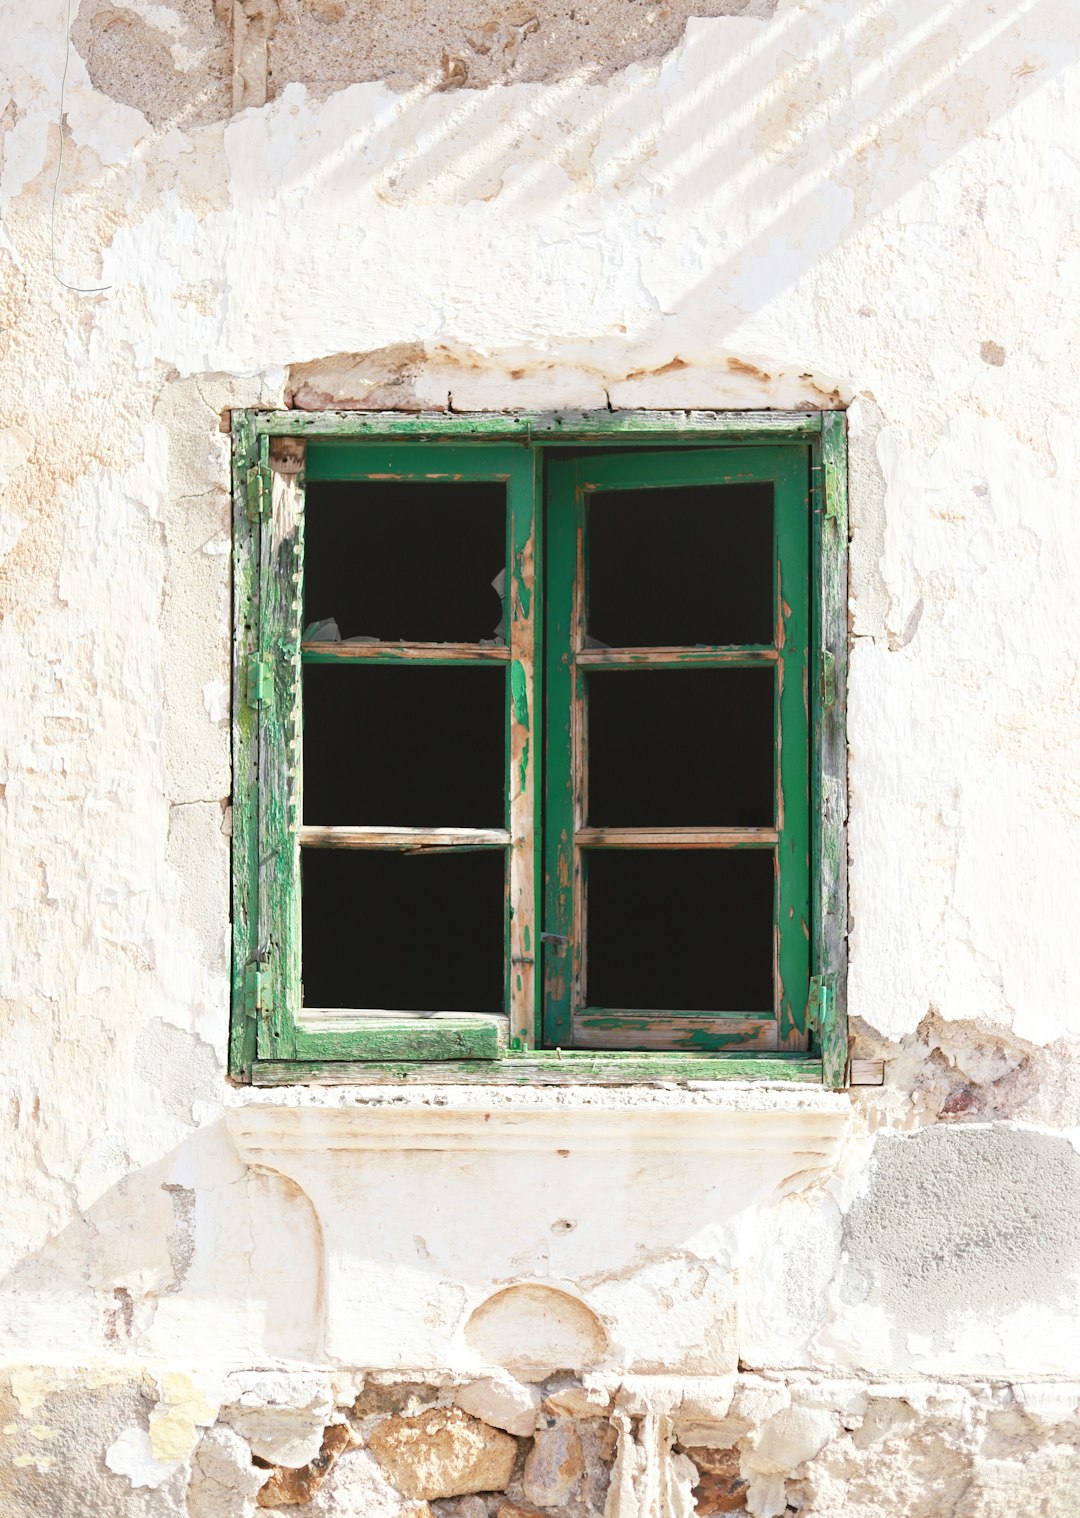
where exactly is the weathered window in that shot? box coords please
[230,415,847,1086]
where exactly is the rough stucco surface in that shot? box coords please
[838,1127,1080,1368]
[3,0,1080,1510]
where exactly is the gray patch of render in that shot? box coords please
[0,1372,189,1518]
[74,0,778,126]
[841,1126,1080,1340]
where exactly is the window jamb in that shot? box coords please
[230,410,848,1087]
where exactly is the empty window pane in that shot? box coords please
[587,483,774,647]
[586,668,774,827]
[301,849,505,1012]
[584,849,774,1011]
[304,480,506,643]
[303,664,505,827]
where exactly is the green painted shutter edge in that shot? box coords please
[814,412,849,1087]
[255,437,303,1060]
[229,414,261,1081]
[774,450,812,1045]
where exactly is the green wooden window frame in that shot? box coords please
[230,410,847,1088]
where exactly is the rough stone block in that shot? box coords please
[455,1377,542,1437]
[520,1420,585,1507]
[368,1407,518,1501]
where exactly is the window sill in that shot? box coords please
[226,1077,848,1149]
[223,1079,849,1372]
[246,1051,825,1087]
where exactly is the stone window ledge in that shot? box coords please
[221,1087,851,1372]
[224,1083,850,1159]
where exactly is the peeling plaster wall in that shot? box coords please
[2,0,1080,1512]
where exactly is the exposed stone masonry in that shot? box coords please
[5,1368,1080,1517]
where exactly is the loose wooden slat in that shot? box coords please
[575,827,778,849]
[302,640,509,664]
[291,1012,504,1062]
[849,1058,884,1086]
[572,1011,778,1051]
[299,826,510,851]
[575,647,777,667]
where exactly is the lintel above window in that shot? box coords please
[229,411,848,1088]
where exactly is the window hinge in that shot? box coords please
[246,462,270,522]
[806,975,829,1035]
[247,658,273,708]
[812,462,838,522]
[819,650,836,709]
[245,963,272,1019]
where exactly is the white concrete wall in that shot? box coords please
[2,2,1080,1513]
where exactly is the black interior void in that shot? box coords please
[303,480,506,643]
[301,848,505,1011]
[303,663,505,827]
[587,483,774,647]
[586,668,775,827]
[584,848,774,1010]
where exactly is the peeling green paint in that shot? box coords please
[511,659,529,727]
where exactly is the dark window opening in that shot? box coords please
[584,848,774,1011]
[303,480,506,643]
[301,848,505,1012]
[302,663,505,827]
[587,482,774,647]
[586,668,775,827]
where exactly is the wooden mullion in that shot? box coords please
[302,641,509,665]
[300,826,510,851]
[542,456,578,1048]
[571,468,589,1036]
[775,449,812,1049]
[229,412,260,1081]
[507,449,540,1049]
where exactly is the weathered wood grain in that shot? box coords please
[251,1052,825,1086]
[816,411,849,1087]
[302,640,509,664]
[575,827,778,849]
[572,1011,778,1051]
[299,826,509,851]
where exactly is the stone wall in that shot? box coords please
[7,1366,1080,1517]
[2,0,1080,1512]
